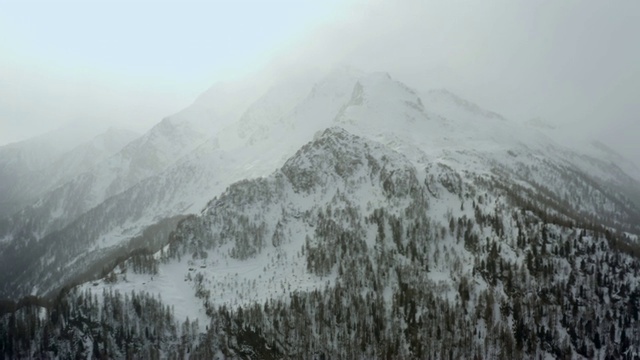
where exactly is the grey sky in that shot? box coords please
[1,0,638,162]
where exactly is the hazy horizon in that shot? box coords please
[1,0,639,162]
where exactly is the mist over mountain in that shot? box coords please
[0,126,139,218]
[0,66,639,359]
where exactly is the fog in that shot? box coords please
[1,0,638,162]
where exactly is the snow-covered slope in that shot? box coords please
[83,126,423,326]
[47,128,139,189]
[0,79,258,245]
[0,119,202,243]
[0,121,112,170]
[3,67,640,358]
[169,79,263,136]
[2,67,640,305]
[0,126,138,218]
[75,126,640,359]
[522,117,640,209]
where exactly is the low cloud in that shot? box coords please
[2,0,638,162]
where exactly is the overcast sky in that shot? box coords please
[1,0,639,162]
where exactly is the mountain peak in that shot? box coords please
[282,126,414,194]
[4,66,640,360]
[332,72,426,129]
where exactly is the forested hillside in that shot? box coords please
[2,128,639,359]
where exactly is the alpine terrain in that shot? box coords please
[1,68,639,359]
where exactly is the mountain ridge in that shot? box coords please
[1,67,640,359]
[68,125,640,358]
[2,68,639,301]
[0,126,139,219]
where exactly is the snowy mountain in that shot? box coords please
[0,120,197,245]
[47,128,140,186]
[0,79,257,243]
[1,68,640,358]
[4,125,637,358]
[2,67,639,298]
[0,82,262,298]
[0,124,137,218]
[88,126,640,358]
[0,121,113,170]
